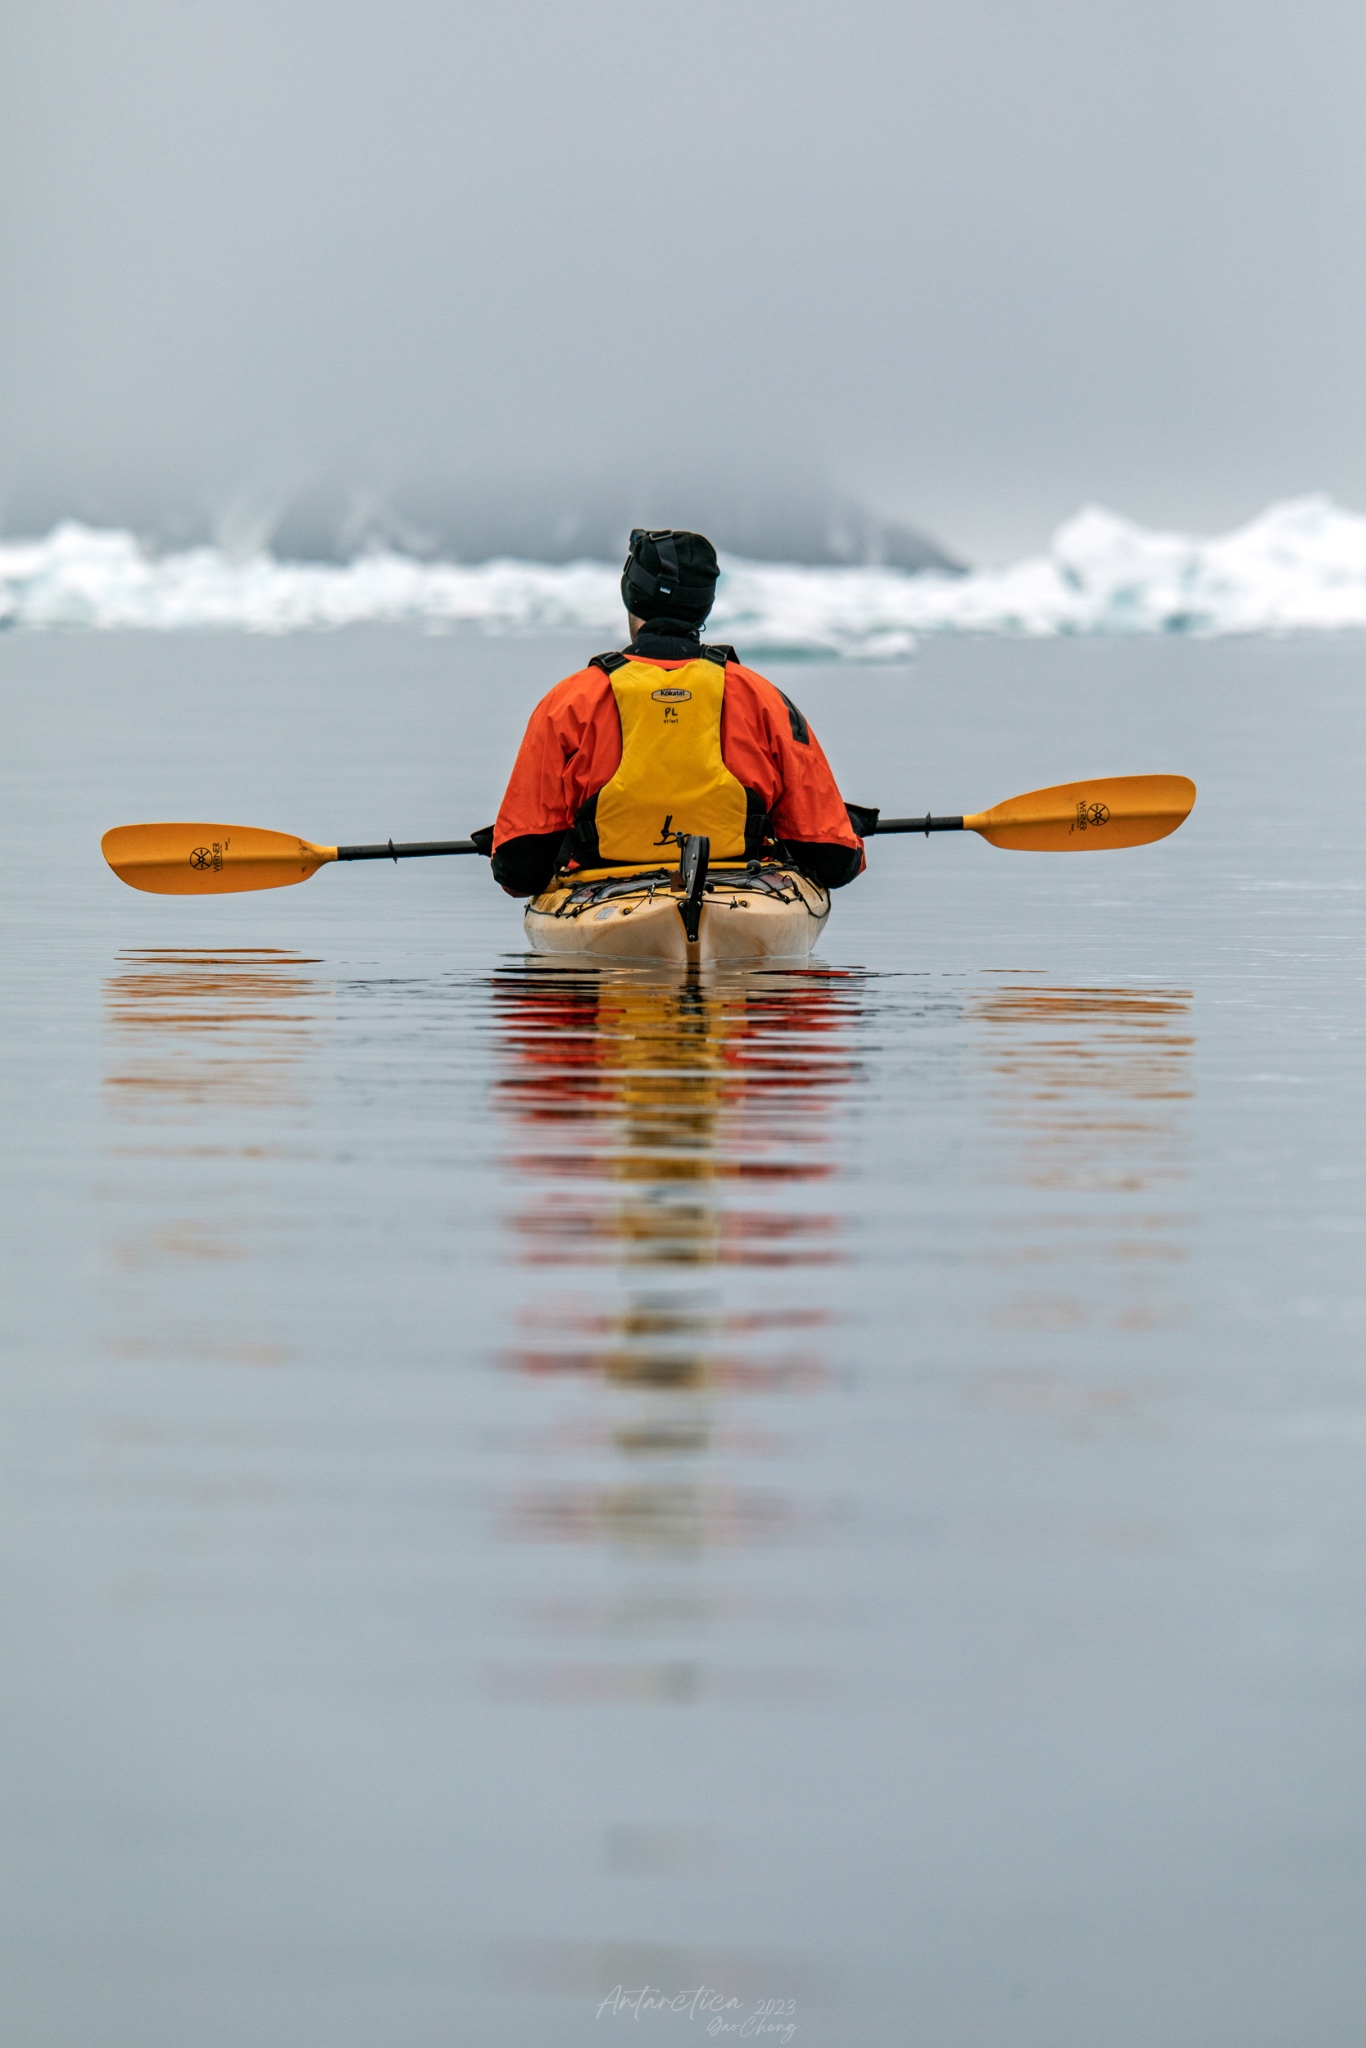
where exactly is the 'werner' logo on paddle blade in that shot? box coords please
[963,775,1195,852]
[102,822,337,894]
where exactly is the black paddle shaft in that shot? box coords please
[333,816,964,864]
[872,816,964,835]
[335,835,488,861]
[845,803,963,838]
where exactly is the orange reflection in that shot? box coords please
[101,949,326,1367]
[971,983,1194,1345]
[491,968,857,1394]
[492,967,857,1277]
[504,1346,827,1392]
[487,966,858,1670]
[104,949,323,1121]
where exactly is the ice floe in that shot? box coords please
[4,495,1366,656]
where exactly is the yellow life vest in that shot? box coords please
[593,656,749,863]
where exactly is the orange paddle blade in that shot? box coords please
[101,822,338,895]
[963,774,1196,852]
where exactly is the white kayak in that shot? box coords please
[524,861,831,963]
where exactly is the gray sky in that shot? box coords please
[2,0,1365,561]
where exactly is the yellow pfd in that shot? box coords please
[590,653,749,864]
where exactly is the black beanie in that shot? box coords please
[621,529,720,625]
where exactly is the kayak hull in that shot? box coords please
[524,864,831,963]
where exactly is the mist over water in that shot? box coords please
[5,0,1366,558]
[254,477,962,575]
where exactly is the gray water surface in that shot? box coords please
[2,629,1364,2045]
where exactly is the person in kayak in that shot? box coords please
[490,528,866,896]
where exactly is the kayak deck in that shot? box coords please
[524,861,831,963]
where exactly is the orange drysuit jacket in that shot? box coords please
[492,649,864,895]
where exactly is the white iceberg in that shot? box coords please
[4,495,1366,656]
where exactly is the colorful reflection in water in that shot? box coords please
[484,963,864,1713]
[89,952,1204,2028]
[494,964,857,1269]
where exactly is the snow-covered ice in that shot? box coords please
[6,495,1366,656]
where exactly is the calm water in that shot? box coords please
[2,628,1365,2046]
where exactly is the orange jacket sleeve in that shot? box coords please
[720,665,864,857]
[492,668,623,849]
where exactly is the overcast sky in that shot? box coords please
[2,0,1365,560]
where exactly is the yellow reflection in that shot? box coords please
[971,982,1194,1343]
[492,968,854,1403]
[487,966,855,1666]
[493,966,854,1280]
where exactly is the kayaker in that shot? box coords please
[490,529,866,896]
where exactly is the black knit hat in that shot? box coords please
[622,528,720,625]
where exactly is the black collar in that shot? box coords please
[628,618,703,660]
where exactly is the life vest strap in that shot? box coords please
[589,643,737,674]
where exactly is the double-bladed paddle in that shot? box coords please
[100,773,1196,896]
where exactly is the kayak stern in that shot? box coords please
[524,863,830,963]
